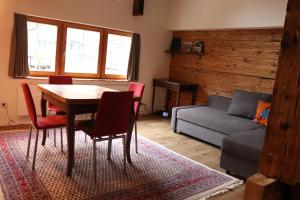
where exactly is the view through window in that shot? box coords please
[65,28,100,74]
[27,21,57,72]
[105,34,132,76]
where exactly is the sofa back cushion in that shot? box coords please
[226,90,271,119]
[208,95,232,111]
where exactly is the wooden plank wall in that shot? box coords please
[168,28,283,107]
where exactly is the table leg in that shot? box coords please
[165,89,170,111]
[151,86,156,113]
[40,95,47,146]
[175,90,180,107]
[66,110,75,176]
[192,90,197,105]
[126,104,135,163]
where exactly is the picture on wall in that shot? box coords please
[192,40,204,55]
[180,42,193,53]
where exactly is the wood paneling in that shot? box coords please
[168,28,283,107]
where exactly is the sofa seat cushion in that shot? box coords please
[176,106,262,135]
[222,128,266,162]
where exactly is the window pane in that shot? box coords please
[27,22,57,72]
[64,28,100,74]
[105,34,132,76]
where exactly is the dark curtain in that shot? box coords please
[8,13,29,78]
[127,33,141,81]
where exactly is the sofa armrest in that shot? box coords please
[171,104,207,131]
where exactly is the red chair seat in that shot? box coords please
[48,104,65,114]
[37,115,66,129]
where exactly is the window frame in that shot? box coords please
[27,16,133,80]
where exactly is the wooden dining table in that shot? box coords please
[37,84,136,176]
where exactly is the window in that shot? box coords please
[105,33,132,76]
[27,21,58,73]
[27,16,133,79]
[64,27,100,75]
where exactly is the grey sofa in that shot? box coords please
[171,95,267,178]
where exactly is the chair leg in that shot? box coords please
[85,133,87,143]
[60,128,63,152]
[32,130,39,170]
[107,136,112,160]
[26,124,33,158]
[135,121,138,154]
[47,110,50,137]
[93,139,97,183]
[54,128,56,147]
[123,136,126,174]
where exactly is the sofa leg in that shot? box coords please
[226,170,231,175]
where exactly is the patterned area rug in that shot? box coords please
[0,130,242,200]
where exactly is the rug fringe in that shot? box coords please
[200,180,244,200]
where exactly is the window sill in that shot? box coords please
[25,76,129,82]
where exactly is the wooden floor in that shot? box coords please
[0,115,244,199]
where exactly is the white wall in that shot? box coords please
[167,0,288,30]
[0,0,172,125]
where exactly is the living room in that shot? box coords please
[0,0,299,199]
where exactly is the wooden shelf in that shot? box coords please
[165,50,205,58]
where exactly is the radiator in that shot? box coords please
[17,85,42,116]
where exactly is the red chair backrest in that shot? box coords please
[49,75,73,85]
[21,81,37,127]
[49,75,73,108]
[94,91,133,138]
[128,82,145,119]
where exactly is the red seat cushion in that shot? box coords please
[37,115,66,129]
[48,104,65,115]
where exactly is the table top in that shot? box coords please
[38,84,116,104]
[153,79,198,86]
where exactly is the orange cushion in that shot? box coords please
[254,100,271,126]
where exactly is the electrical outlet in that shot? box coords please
[1,103,7,109]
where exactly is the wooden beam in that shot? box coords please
[244,173,285,200]
[258,0,300,185]
[245,0,300,199]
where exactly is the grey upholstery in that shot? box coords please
[208,95,231,111]
[220,128,266,178]
[221,128,266,162]
[171,105,207,131]
[226,90,271,119]
[176,106,261,136]
[176,119,227,146]
[220,152,259,178]
[171,93,268,179]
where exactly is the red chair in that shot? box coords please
[21,81,66,170]
[48,75,72,149]
[76,91,133,182]
[128,82,145,154]
[48,75,73,114]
